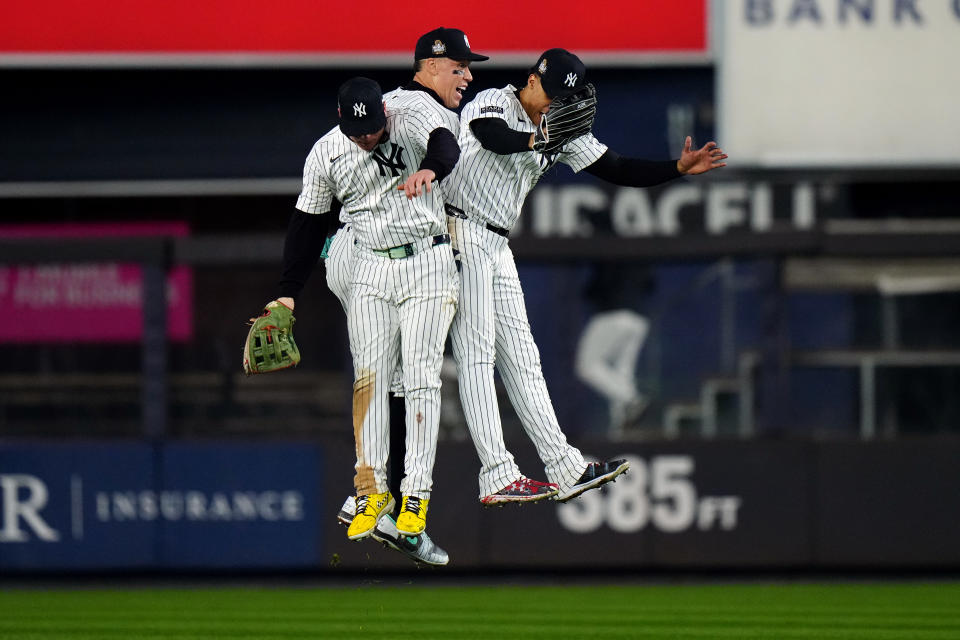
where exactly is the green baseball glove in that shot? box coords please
[242,300,301,374]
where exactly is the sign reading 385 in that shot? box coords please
[557,455,742,534]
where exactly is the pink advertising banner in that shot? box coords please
[0,222,193,343]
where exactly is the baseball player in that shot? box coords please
[271,78,450,563]
[278,73,458,562]
[290,29,487,543]
[442,48,728,502]
[324,211,449,564]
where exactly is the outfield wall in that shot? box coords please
[1,439,958,571]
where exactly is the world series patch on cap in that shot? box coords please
[415,27,489,62]
[533,48,587,99]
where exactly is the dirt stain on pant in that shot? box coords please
[352,369,376,495]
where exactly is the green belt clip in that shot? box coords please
[375,243,415,259]
[320,236,334,260]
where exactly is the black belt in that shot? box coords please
[485,222,509,238]
[445,204,509,238]
[372,234,450,259]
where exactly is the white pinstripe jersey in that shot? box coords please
[296,87,459,249]
[442,84,608,231]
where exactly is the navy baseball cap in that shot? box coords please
[532,48,587,99]
[338,77,386,137]
[415,27,489,62]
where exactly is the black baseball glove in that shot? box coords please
[533,83,598,156]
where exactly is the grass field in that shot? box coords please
[1,580,958,639]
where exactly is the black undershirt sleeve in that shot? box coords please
[470,118,531,155]
[583,150,682,187]
[278,202,340,300]
[418,127,460,181]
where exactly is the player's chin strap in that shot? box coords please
[533,115,561,172]
[537,115,549,145]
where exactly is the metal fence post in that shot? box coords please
[140,240,171,439]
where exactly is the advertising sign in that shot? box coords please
[0,443,156,569]
[516,179,830,239]
[719,0,960,167]
[0,222,192,343]
[0,442,322,570]
[159,442,320,567]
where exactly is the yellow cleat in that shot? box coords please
[346,491,394,541]
[396,495,429,536]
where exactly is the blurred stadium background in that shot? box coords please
[2,0,959,602]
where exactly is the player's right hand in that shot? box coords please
[677,137,728,175]
[397,169,436,199]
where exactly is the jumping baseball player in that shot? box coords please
[322,36,558,521]
[264,75,455,563]
[290,29,488,544]
[442,48,728,502]
[324,215,449,564]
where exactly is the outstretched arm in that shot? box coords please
[583,138,728,187]
[583,151,680,187]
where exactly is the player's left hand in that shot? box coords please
[242,299,301,374]
[677,136,728,175]
[397,169,436,199]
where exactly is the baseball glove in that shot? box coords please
[533,83,598,156]
[242,300,301,374]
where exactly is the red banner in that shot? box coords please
[1,1,705,55]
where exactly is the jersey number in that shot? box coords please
[372,143,407,177]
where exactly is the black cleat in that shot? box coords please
[556,459,630,502]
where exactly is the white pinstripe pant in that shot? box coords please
[448,216,587,497]
[347,239,458,500]
[324,225,354,314]
[325,225,403,396]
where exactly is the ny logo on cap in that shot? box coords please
[538,59,548,74]
[432,39,446,55]
[354,103,367,117]
[564,73,578,88]
[463,34,470,48]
